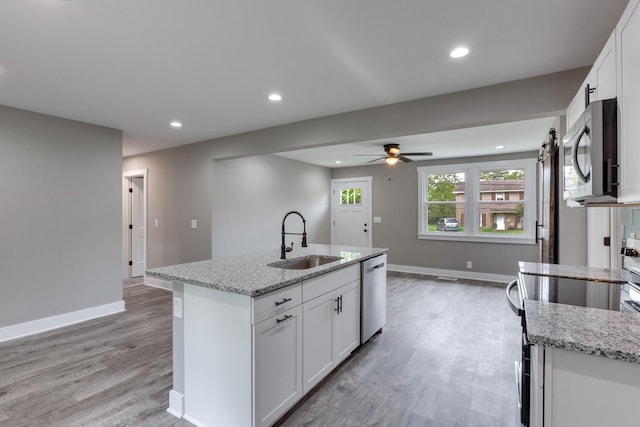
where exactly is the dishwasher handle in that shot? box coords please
[506,279,523,317]
[373,262,385,269]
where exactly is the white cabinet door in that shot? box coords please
[302,292,336,394]
[253,305,303,427]
[334,280,361,363]
[566,86,586,130]
[617,0,640,202]
[586,207,611,269]
[566,31,615,131]
[302,279,361,394]
[594,31,617,101]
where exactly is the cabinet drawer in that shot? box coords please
[252,283,302,324]
[303,264,360,302]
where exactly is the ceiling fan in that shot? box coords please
[355,143,433,165]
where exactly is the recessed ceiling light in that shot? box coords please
[496,145,505,149]
[335,160,342,164]
[170,121,182,128]
[268,93,282,102]
[450,46,469,58]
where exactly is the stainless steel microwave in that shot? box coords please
[562,98,618,204]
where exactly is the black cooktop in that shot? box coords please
[518,273,621,311]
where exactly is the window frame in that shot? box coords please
[417,158,537,244]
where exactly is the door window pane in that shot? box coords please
[340,187,361,205]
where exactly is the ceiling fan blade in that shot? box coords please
[366,157,385,163]
[401,152,433,156]
[398,156,413,163]
[354,154,387,157]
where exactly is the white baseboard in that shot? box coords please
[144,275,173,291]
[167,389,184,418]
[0,300,125,343]
[387,264,513,284]
[183,414,208,427]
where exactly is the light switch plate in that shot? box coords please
[191,219,197,229]
[154,218,159,227]
[173,297,183,318]
[373,216,382,223]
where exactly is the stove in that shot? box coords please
[518,273,622,312]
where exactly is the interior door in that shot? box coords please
[331,177,372,247]
[131,176,145,277]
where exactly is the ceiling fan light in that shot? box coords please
[385,156,399,165]
[388,146,400,155]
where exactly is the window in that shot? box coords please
[340,187,361,205]
[418,159,536,243]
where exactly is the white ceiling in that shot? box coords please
[276,117,558,168]
[0,0,629,157]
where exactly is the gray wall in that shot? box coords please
[204,68,589,160]
[123,143,214,268]
[212,155,330,258]
[332,152,541,277]
[124,68,588,270]
[0,105,123,328]
[123,149,331,267]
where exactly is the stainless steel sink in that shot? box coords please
[268,255,343,270]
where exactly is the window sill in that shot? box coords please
[417,233,536,245]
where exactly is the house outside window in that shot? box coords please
[418,159,536,244]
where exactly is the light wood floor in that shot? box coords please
[0,273,520,426]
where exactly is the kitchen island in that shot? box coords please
[515,263,640,427]
[147,244,387,427]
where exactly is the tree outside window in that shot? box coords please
[418,159,536,243]
[426,173,465,231]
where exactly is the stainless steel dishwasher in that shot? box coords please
[361,254,387,344]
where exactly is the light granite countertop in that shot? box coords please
[517,264,640,364]
[525,299,640,364]
[146,244,388,297]
[519,261,631,283]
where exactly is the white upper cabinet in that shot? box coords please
[566,31,616,130]
[617,0,640,202]
[566,72,592,130]
[594,31,617,101]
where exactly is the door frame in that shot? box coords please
[330,176,373,247]
[123,169,148,279]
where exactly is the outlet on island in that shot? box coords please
[466,261,472,269]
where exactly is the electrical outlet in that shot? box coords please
[191,219,197,229]
[374,216,382,223]
[154,218,159,227]
[466,261,472,269]
[173,297,183,318]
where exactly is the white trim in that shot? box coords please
[330,176,373,247]
[182,414,208,427]
[122,169,148,279]
[417,233,536,245]
[167,389,185,418]
[417,158,536,243]
[144,275,173,291]
[388,263,513,284]
[0,300,125,343]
